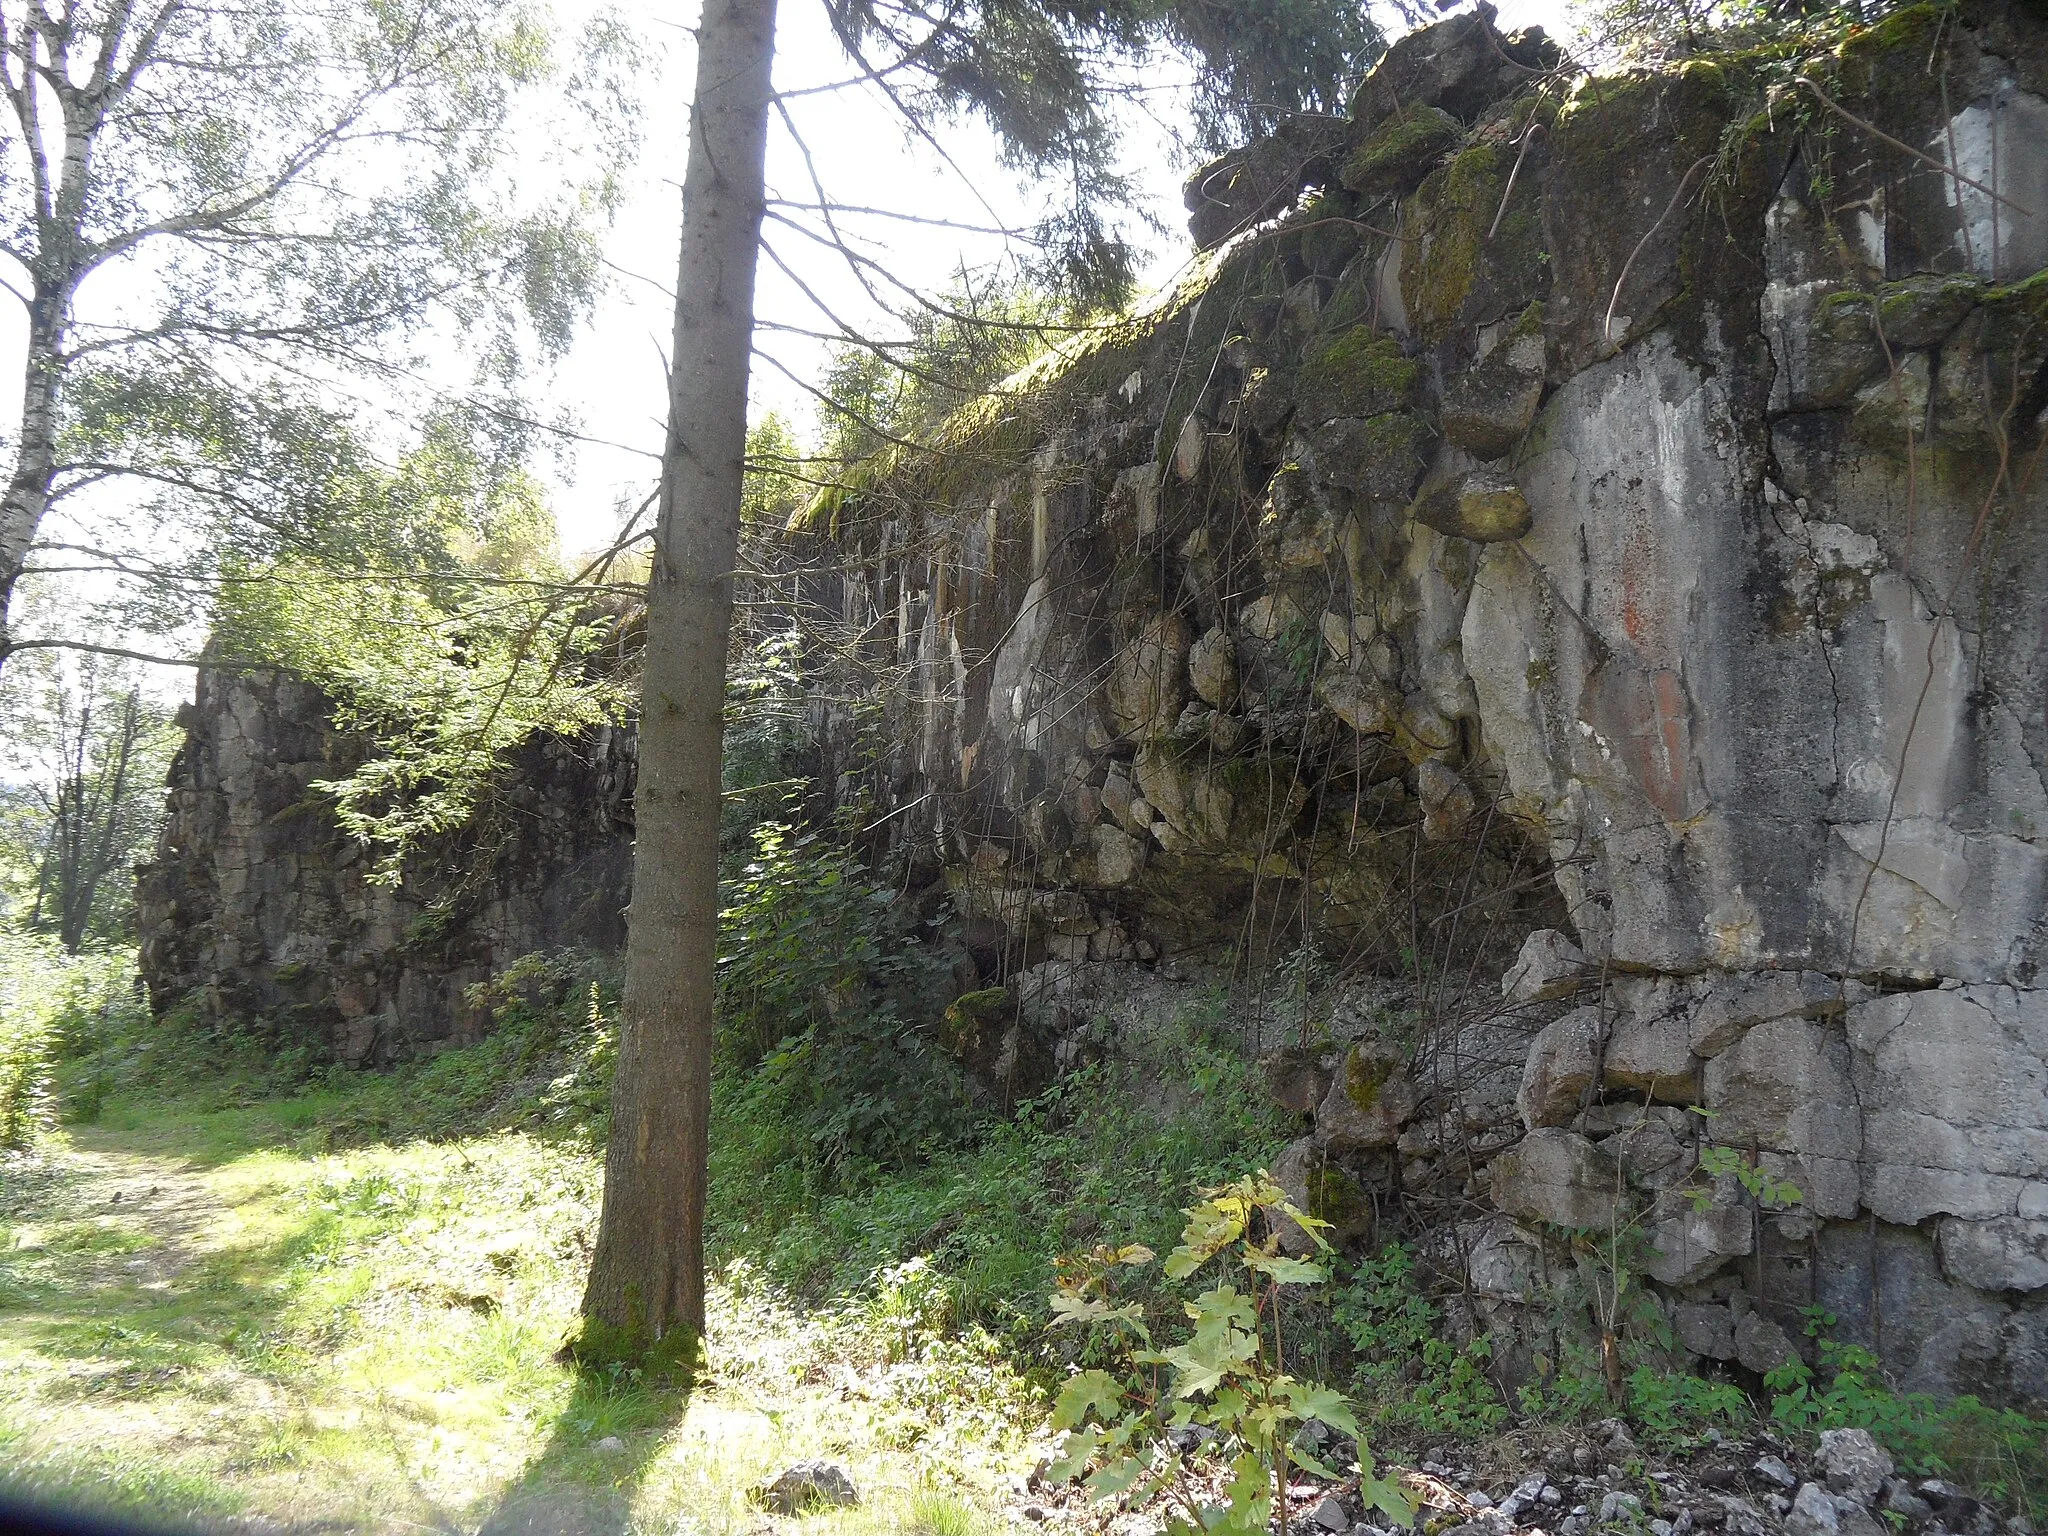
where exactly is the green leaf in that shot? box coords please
[1280,1380,1361,1440]
[1045,1426,1100,1484]
[1161,1326,1258,1398]
[1270,1198,1334,1249]
[1292,1445,1341,1479]
[1244,1251,1328,1285]
[1051,1369,1123,1431]
[1187,1284,1259,1333]
[1361,1473,1416,1526]
[1225,1450,1273,1526]
[1050,1293,1149,1338]
[1085,1453,1154,1500]
[1166,1197,1248,1277]
[1242,1394,1296,1441]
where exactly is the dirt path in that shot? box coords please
[1,1137,226,1289]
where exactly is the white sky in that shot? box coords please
[543,0,1579,558]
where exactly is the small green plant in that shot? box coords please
[1045,1173,1413,1536]
[0,930,140,1147]
[1692,1143,1804,1210]
[1756,1307,2048,1518]
[1333,1244,1509,1438]
[1627,1366,1750,1440]
[1766,1310,1936,1450]
[0,996,53,1149]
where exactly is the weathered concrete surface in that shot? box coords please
[140,1,2048,1405]
[136,668,632,1064]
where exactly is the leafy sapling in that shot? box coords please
[1047,1173,1414,1536]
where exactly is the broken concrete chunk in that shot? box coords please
[1675,1302,1738,1361]
[1817,1428,1893,1504]
[1875,273,1980,349]
[1266,1043,1339,1116]
[1416,758,1475,839]
[1813,295,1889,402]
[755,1461,859,1514]
[1309,1493,1353,1532]
[1188,626,1239,709]
[1318,672,1400,737]
[1316,1036,1415,1151]
[1349,7,1556,130]
[1184,114,1356,250]
[1489,1127,1623,1230]
[1612,1115,1695,1191]
[1643,1198,1751,1286]
[1936,1216,2048,1293]
[1297,328,1424,422]
[1441,323,1547,460]
[1341,104,1462,203]
[1788,1484,1839,1536]
[1689,971,1839,1058]
[1733,1309,1799,1374]
[1517,1005,1603,1130]
[1320,609,1354,663]
[1106,611,1191,740]
[1240,592,1306,641]
[1090,823,1147,887]
[1307,412,1433,502]
[1272,1135,1375,1254]
[1100,770,1134,825]
[1602,1005,1700,1103]
[1410,469,1532,543]
[1502,928,1587,1004]
[1700,1017,1861,1217]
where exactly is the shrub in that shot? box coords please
[1046,1174,1414,1536]
[713,821,974,1179]
[0,931,146,1147]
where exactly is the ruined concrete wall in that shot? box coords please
[135,667,633,1064]
[130,0,2048,1406]
[793,2,2048,1405]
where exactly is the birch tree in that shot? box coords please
[0,0,627,670]
[0,631,173,946]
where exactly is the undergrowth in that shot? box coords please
[11,838,2046,1529]
[1,931,145,1151]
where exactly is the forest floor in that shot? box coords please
[6,971,2043,1536]
[0,1108,1040,1535]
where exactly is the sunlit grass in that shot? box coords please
[0,1109,1044,1534]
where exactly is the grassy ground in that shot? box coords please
[6,942,2043,1533]
[0,952,1285,1536]
[0,1104,1041,1535]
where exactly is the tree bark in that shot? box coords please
[579,0,779,1353]
[0,302,72,667]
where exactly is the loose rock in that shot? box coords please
[1816,1429,1892,1504]
[754,1461,859,1514]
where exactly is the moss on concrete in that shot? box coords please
[1400,140,1504,343]
[1341,105,1461,203]
[1298,328,1423,419]
[1345,1046,1392,1111]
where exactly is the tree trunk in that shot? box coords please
[61,687,140,952]
[579,0,779,1355]
[0,305,70,667]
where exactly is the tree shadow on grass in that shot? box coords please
[475,1365,696,1536]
